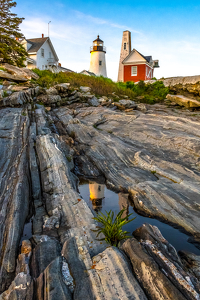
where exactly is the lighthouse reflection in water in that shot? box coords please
[89,182,105,212]
[88,181,129,218]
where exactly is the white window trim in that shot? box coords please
[41,48,44,57]
[131,66,137,76]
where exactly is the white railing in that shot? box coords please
[47,58,56,65]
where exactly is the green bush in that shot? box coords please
[92,208,136,247]
[32,69,169,104]
[32,69,136,99]
[120,80,169,104]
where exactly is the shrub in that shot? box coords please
[92,208,136,247]
[32,69,136,99]
[32,69,169,104]
[121,80,169,104]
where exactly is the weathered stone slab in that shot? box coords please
[88,96,99,107]
[179,251,200,281]
[122,237,187,300]
[166,94,200,108]
[0,88,35,106]
[35,256,72,300]
[35,133,107,254]
[0,108,30,292]
[0,240,33,300]
[0,70,28,82]
[0,63,39,80]
[133,224,200,300]
[31,236,61,279]
[62,238,148,300]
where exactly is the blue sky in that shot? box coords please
[14,0,200,80]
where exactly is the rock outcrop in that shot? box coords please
[147,75,200,99]
[166,94,200,108]
[0,63,39,82]
[0,79,200,299]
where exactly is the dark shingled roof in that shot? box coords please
[144,56,152,63]
[135,50,152,63]
[93,35,103,43]
[26,37,48,53]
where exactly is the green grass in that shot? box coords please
[151,170,156,174]
[37,101,44,106]
[93,124,103,130]
[92,208,136,247]
[66,156,72,162]
[2,90,9,98]
[31,69,169,104]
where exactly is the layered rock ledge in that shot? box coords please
[0,81,200,299]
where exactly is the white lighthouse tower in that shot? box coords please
[89,35,107,77]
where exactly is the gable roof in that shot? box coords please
[80,70,96,76]
[122,49,152,65]
[25,37,59,61]
[26,37,48,53]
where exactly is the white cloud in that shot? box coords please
[73,10,142,35]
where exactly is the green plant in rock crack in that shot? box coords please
[2,90,9,97]
[92,208,136,247]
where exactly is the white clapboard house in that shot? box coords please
[20,34,59,70]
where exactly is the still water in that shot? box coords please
[79,180,200,255]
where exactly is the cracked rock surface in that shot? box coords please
[0,83,200,299]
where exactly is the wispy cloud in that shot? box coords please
[73,10,143,35]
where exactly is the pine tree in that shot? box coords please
[0,0,28,67]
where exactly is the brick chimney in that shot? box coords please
[42,34,44,38]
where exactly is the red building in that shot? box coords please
[118,31,159,83]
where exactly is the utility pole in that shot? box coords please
[48,21,51,37]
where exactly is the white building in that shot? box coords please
[89,35,107,77]
[20,35,59,70]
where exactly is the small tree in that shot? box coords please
[0,0,28,67]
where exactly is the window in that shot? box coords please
[131,66,137,76]
[99,60,102,66]
[49,52,51,58]
[124,43,126,50]
[42,65,44,70]
[41,48,44,57]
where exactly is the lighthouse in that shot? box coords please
[89,35,107,77]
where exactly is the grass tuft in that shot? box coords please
[92,208,136,247]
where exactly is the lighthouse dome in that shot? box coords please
[90,35,106,53]
[93,35,104,44]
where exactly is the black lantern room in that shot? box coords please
[90,35,106,53]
